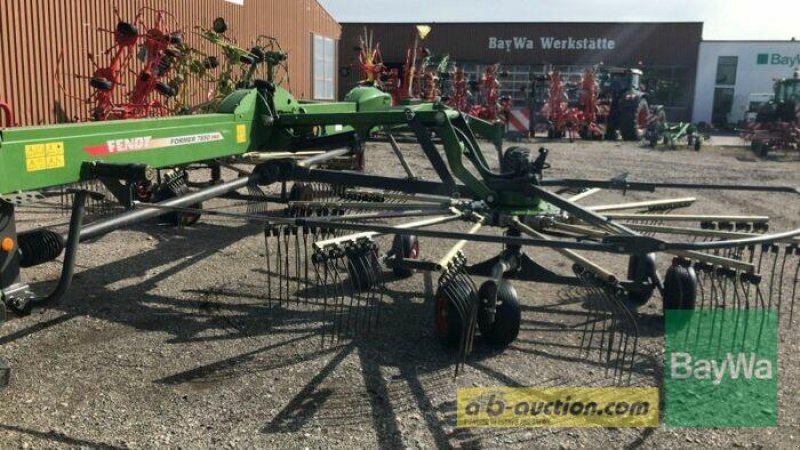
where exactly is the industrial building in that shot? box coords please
[338,22,704,126]
[0,0,340,126]
[692,40,800,125]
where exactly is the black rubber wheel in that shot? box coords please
[90,77,113,91]
[625,253,657,308]
[212,17,228,34]
[250,47,265,63]
[759,142,770,158]
[153,182,202,227]
[500,146,533,174]
[663,262,697,310]
[434,288,464,348]
[115,21,138,39]
[390,234,419,278]
[204,56,220,70]
[156,81,176,97]
[693,136,702,151]
[620,98,648,141]
[240,54,255,65]
[477,282,521,347]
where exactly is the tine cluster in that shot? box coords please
[244,182,270,216]
[436,253,480,376]
[575,264,639,385]
[689,242,800,325]
[56,180,118,217]
[312,238,385,346]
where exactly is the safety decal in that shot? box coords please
[26,142,65,172]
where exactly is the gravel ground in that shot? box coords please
[1,138,799,449]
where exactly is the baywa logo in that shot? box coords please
[670,352,773,385]
[664,310,777,428]
[757,52,800,67]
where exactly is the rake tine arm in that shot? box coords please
[567,188,603,203]
[435,221,485,271]
[312,213,464,249]
[539,178,800,196]
[511,218,618,283]
[604,213,770,223]
[587,198,697,213]
[544,219,757,273]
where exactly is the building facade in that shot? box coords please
[339,22,703,123]
[0,0,340,126]
[692,41,800,125]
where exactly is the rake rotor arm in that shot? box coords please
[539,178,800,196]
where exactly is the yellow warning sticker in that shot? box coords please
[236,124,247,144]
[26,142,65,172]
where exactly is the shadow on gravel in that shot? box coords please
[0,424,124,449]
[5,219,659,448]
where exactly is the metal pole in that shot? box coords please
[79,175,256,241]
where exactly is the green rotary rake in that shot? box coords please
[1,78,798,385]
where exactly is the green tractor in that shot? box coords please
[746,69,800,156]
[756,70,800,125]
[599,67,662,141]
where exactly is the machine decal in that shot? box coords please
[236,124,247,144]
[83,132,224,156]
[25,142,65,172]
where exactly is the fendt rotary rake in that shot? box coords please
[1,76,800,386]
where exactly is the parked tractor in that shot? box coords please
[743,70,800,156]
[598,67,664,141]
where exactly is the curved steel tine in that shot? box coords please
[790,247,800,323]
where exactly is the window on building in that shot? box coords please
[715,56,738,85]
[313,34,335,100]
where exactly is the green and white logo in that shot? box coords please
[756,52,800,67]
[664,310,777,428]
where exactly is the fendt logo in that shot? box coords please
[757,52,800,67]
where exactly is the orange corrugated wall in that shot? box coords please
[0,0,340,126]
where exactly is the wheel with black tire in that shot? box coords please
[204,56,219,69]
[620,97,649,141]
[156,81,176,97]
[390,234,419,278]
[663,262,697,310]
[115,21,138,41]
[625,253,657,308]
[169,32,184,46]
[240,54,255,65]
[153,181,202,227]
[434,288,464,348]
[90,77,113,91]
[477,282,521,347]
[759,142,770,158]
[250,47,265,63]
[693,136,702,151]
